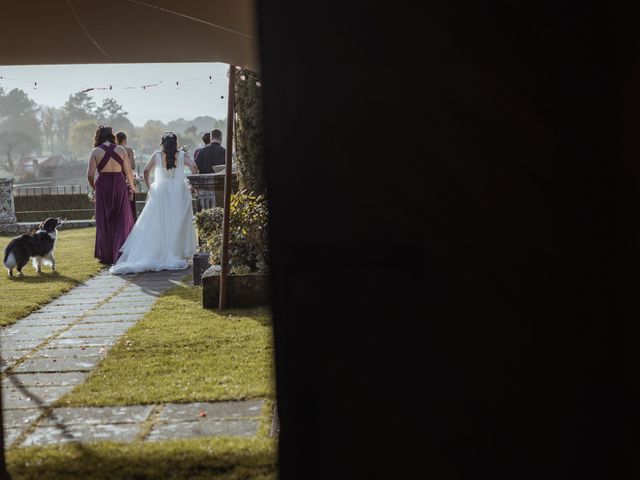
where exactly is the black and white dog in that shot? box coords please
[3,217,64,277]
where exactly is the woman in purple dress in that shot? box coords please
[115,130,138,221]
[87,126,137,265]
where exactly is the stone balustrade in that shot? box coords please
[0,177,17,226]
[187,171,238,213]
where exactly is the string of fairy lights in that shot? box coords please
[0,68,261,98]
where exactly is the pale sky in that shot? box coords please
[0,63,230,126]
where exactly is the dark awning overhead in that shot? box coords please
[0,0,259,71]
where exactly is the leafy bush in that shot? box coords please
[195,191,269,273]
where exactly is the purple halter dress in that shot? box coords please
[94,143,135,265]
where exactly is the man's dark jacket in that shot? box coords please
[195,142,226,173]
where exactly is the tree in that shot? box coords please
[0,88,41,171]
[234,69,266,196]
[63,91,96,123]
[182,124,200,151]
[138,120,166,154]
[0,88,39,117]
[55,91,97,155]
[96,98,128,125]
[68,119,98,159]
[0,131,39,172]
[39,105,60,153]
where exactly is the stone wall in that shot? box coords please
[0,219,95,235]
[14,193,148,222]
[189,172,238,213]
[0,178,17,225]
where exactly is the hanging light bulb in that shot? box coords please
[109,85,112,90]
[143,85,146,90]
[240,74,247,81]
[176,81,180,89]
[34,81,38,90]
[256,81,262,87]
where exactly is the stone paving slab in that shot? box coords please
[35,305,92,316]
[46,337,116,348]
[1,339,42,351]
[2,333,59,345]
[4,317,73,328]
[147,419,259,441]
[3,372,89,387]
[4,428,23,446]
[3,325,61,337]
[14,356,100,373]
[1,352,28,362]
[2,408,41,428]
[57,324,134,339]
[29,346,106,359]
[22,423,142,446]
[5,399,266,447]
[43,405,154,426]
[3,385,74,409]
[80,314,143,324]
[90,305,154,316]
[48,297,109,306]
[159,400,264,422]
[44,344,107,355]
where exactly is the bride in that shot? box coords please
[110,131,199,274]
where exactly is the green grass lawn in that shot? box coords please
[0,228,102,326]
[7,282,277,479]
[7,438,277,480]
[59,285,274,406]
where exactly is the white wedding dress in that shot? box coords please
[109,151,197,274]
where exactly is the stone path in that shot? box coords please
[0,269,266,447]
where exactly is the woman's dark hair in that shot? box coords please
[94,125,115,147]
[115,131,127,144]
[161,132,178,170]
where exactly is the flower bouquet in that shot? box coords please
[87,189,95,203]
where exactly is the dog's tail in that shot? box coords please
[3,238,19,269]
[3,250,17,269]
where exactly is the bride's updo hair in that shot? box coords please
[161,132,178,170]
[94,125,115,147]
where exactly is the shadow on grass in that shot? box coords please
[6,272,81,284]
[159,282,272,326]
[8,438,277,480]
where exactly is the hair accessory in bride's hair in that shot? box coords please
[162,131,176,139]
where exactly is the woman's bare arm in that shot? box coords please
[87,150,97,189]
[120,147,137,192]
[143,153,156,189]
[184,153,199,175]
[128,147,136,171]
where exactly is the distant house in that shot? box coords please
[15,156,66,179]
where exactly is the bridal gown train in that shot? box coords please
[109,150,197,274]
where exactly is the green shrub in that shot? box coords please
[195,191,269,273]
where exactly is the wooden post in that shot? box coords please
[219,65,236,309]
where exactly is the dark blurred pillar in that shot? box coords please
[257,2,625,478]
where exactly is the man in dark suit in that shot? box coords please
[195,129,225,173]
[193,132,210,161]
